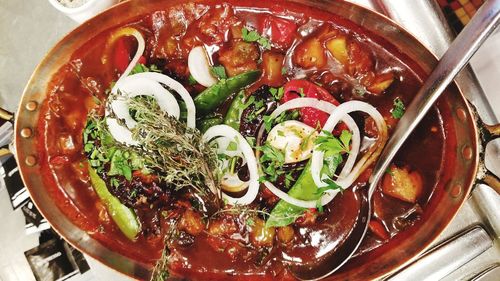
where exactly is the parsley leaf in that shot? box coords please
[211,65,227,80]
[391,97,405,119]
[269,87,284,100]
[315,130,351,155]
[242,27,272,50]
[257,143,286,182]
[262,115,274,132]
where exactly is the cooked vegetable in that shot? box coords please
[188,46,218,87]
[262,51,285,86]
[391,97,406,119]
[198,116,224,133]
[219,40,260,76]
[326,36,348,65]
[88,166,140,240]
[382,165,423,203]
[259,16,297,48]
[223,90,246,130]
[241,27,271,50]
[293,37,326,69]
[194,70,261,114]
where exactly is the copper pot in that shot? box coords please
[13,0,500,280]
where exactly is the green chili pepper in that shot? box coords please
[198,116,224,133]
[266,162,319,227]
[223,90,247,130]
[194,70,261,114]
[88,165,140,240]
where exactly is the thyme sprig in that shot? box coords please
[127,96,221,200]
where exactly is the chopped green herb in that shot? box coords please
[242,27,271,50]
[391,97,405,119]
[262,115,274,132]
[269,87,284,100]
[211,65,227,80]
[226,141,238,151]
[281,67,287,75]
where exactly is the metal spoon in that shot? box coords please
[290,0,500,279]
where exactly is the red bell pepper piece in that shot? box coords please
[281,80,348,134]
[113,37,146,73]
[260,15,297,48]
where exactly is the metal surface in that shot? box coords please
[376,0,499,124]
[387,226,492,281]
[11,0,488,280]
[372,1,500,280]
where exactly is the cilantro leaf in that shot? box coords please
[211,65,227,80]
[242,27,272,50]
[391,97,405,119]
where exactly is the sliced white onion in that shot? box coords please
[310,100,387,206]
[221,173,250,193]
[127,72,196,129]
[188,46,218,87]
[114,28,146,86]
[110,76,180,127]
[262,97,361,179]
[203,125,259,205]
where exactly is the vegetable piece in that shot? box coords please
[382,165,423,203]
[88,166,140,240]
[391,97,406,119]
[194,70,261,114]
[368,219,390,240]
[326,36,348,65]
[281,80,341,129]
[188,46,218,87]
[366,72,394,95]
[259,15,297,48]
[198,117,223,133]
[219,40,260,77]
[223,90,246,130]
[101,27,145,82]
[266,163,319,227]
[293,37,326,69]
[250,218,275,247]
[347,41,373,77]
[267,120,318,163]
[277,226,294,243]
[203,124,260,205]
[262,51,285,87]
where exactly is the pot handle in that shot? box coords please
[473,104,500,194]
[0,107,14,157]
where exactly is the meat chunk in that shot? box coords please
[219,40,260,77]
[178,209,204,236]
[382,164,423,203]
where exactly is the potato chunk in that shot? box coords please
[262,51,285,86]
[250,218,275,247]
[326,36,348,65]
[293,37,326,69]
[382,165,423,203]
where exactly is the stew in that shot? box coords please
[37,1,450,280]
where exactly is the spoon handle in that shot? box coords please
[368,0,500,196]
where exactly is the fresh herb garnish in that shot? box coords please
[391,97,405,119]
[130,63,161,75]
[269,87,284,100]
[315,130,351,155]
[242,27,271,50]
[211,65,227,80]
[281,67,287,75]
[262,115,274,132]
[257,143,286,182]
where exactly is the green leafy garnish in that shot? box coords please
[130,63,161,75]
[391,97,405,119]
[257,143,286,182]
[269,87,284,100]
[315,130,351,155]
[242,27,271,50]
[211,65,227,80]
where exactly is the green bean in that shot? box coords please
[198,116,223,133]
[88,165,140,240]
[194,70,261,114]
[224,90,246,130]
